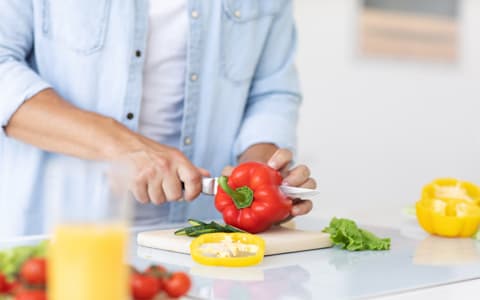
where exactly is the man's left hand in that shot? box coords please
[223,146,315,217]
[265,148,315,217]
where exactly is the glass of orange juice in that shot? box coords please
[46,160,132,300]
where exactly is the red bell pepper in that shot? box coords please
[214,162,292,233]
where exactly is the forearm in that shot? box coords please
[5,88,140,160]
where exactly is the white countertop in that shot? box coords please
[132,217,480,300]
[2,217,479,300]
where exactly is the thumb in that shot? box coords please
[267,148,293,171]
[197,167,211,177]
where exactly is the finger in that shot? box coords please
[130,169,152,204]
[162,173,183,201]
[300,178,317,189]
[148,181,166,205]
[221,165,234,176]
[178,166,202,201]
[283,164,311,186]
[267,148,293,170]
[279,165,290,178]
[147,169,166,205]
[198,167,211,178]
[131,172,149,204]
[291,199,313,216]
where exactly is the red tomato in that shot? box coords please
[0,273,7,293]
[20,258,47,286]
[7,280,24,295]
[131,273,159,300]
[14,290,47,300]
[145,265,167,290]
[145,265,167,276]
[163,272,191,298]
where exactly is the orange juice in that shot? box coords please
[48,223,129,300]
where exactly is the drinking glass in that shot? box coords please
[46,159,132,300]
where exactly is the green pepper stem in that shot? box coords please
[218,176,254,209]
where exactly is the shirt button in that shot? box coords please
[135,50,142,58]
[126,112,134,120]
[190,73,198,81]
[234,10,241,18]
[191,10,199,19]
[184,136,192,145]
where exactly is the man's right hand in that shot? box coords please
[123,137,210,204]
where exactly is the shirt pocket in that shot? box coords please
[221,0,283,83]
[41,0,111,55]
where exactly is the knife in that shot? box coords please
[201,177,320,199]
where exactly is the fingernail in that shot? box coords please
[282,180,289,186]
[292,206,300,215]
[268,160,277,169]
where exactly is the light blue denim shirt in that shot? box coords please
[0,0,301,237]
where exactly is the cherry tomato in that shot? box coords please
[131,273,159,300]
[6,280,24,295]
[14,290,47,300]
[145,265,167,290]
[0,273,7,293]
[20,258,47,286]
[163,272,191,298]
[145,265,167,276]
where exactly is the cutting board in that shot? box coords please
[137,226,332,256]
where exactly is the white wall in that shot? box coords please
[294,0,480,227]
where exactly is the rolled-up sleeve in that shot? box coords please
[0,0,51,135]
[233,0,302,160]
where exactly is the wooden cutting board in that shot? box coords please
[137,226,332,256]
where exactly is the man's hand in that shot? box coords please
[267,148,315,216]
[223,144,315,217]
[119,136,210,205]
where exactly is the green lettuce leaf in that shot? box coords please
[0,240,48,280]
[323,218,390,251]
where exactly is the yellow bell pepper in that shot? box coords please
[190,232,265,267]
[422,178,480,206]
[416,178,480,237]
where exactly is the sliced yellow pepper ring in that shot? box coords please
[416,178,480,237]
[190,232,265,267]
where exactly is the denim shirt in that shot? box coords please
[0,0,301,237]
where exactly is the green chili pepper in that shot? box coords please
[174,219,245,237]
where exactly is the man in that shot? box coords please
[0,0,315,237]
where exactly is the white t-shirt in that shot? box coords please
[139,0,187,148]
[136,0,188,225]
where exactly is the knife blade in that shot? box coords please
[201,177,320,199]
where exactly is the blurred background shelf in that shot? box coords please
[360,7,458,62]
